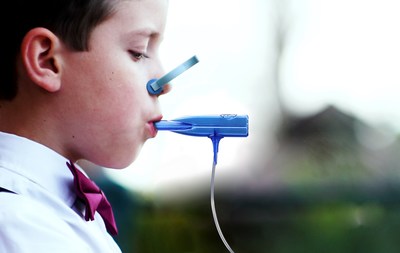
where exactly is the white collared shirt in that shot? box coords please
[0,132,121,253]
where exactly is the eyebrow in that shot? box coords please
[129,28,160,39]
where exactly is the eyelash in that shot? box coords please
[129,51,149,62]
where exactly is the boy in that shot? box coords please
[0,0,170,252]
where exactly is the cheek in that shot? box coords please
[94,87,137,124]
[66,71,140,130]
[98,82,150,138]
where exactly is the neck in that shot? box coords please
[0,90,72,160]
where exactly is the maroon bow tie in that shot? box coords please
[67,161,118,236]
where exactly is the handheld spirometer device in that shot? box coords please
[147,56,249,253]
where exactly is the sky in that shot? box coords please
[106,0,400,193]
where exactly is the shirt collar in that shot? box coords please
[0,131,75,205]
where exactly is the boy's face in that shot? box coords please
[59,0,169,168]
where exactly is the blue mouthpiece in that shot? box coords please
[155,114,248,137]
[155,114,249,164]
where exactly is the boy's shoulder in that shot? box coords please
[0,192,91,252]
[0,191,71,228]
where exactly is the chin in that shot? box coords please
[106,147,143,169]
[87,140,143,169]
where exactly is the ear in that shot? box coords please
[21,27,63,93]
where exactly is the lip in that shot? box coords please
[147,122,157,138]
[147,115,163,138]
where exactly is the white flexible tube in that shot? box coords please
[210,161,235,253]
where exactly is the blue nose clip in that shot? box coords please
[147,55,199,95]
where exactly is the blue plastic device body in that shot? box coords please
[155,114,249,164]
[155,114,248,137]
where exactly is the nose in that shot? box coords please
[158,83,171,96]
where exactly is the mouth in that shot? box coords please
[147,115,163,138]
[147,122,157,138]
